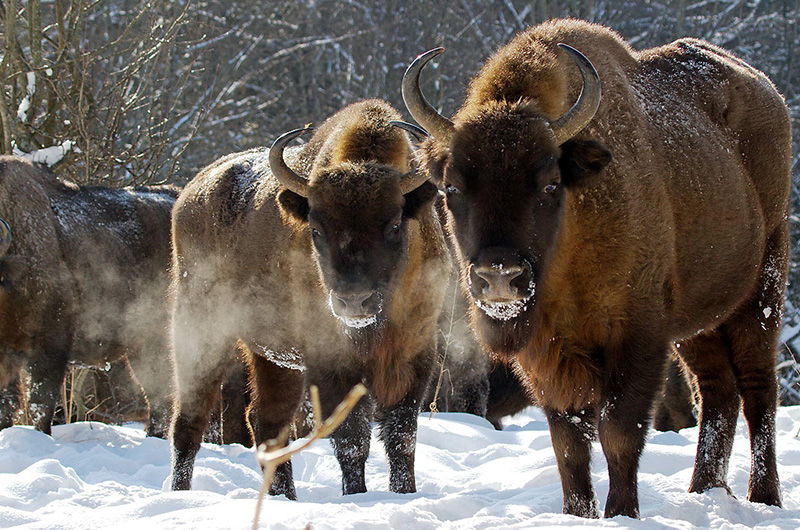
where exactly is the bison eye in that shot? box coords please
[385,220,402,241]
[444,184,460,197]
[310,227,324,243]
[544,183,559,194]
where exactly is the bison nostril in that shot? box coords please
[333,291,380,316]
[471,264,527,300]
[474,265,523,283]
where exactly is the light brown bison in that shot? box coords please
[169,100,449,498]
[0,155,177,437]
[403,19,790,518]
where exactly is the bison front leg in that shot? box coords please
[27,346,70,434]
[317,373,373,495]
[170,312,233,490]
[0,370,22,429]
[375,351,435,494]
[246,350,305,500]
[545,406,599,518]
[598,341,667,519]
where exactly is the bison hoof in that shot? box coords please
[688,479,733,497]
[564,496,600,518]
[747,486,781,507]
[604,503,639,519]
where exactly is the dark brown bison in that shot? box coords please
[0,155,177,437]
[403,19,790,518]
[169,99,449,498]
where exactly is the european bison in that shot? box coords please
[169,100,449,498]
[0,155,177,437]
[403,19,790,517]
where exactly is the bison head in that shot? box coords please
[271,127,437,330]
[402,45,611,355]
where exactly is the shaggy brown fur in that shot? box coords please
[407,19,790,518]
[0,156,177,437]
[169,100,449,498]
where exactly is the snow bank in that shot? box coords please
[0,406,798,529]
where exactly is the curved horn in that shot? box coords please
[389,120,429,142]
[398,169,431,196]
[550,44,602,145]
[269,127,313,197]
[401,48,455,143]
[0,219,11,258]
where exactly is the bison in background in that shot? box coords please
[403,19,790,518]
[0,156,177,437]
[169,100,450,498]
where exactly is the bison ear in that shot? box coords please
[277,189,309,225]
[558,139,612,188]
[403,180,439,219]
[416,138,449,186]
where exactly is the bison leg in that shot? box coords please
[126,341,173,439]
[722,229,785,507]
[545,406,599,518]
[598,340,669,518]
[677,331,739,497]
[221,358,251,446]
[171,365,228,490]
[376,349,436,494]
[317,373,372,495]
[0,371,22,429]
[651,351,696,432]
[27,347,70,435]
[246,350,305,500]
[170,319,233,491]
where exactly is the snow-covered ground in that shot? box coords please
[1,406,799,529]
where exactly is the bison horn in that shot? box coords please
[550,44,602,145]
[390,121,432,193]
[398,169,431,195]
[401,48,455,143]
[390,120,429,142]
[269,127,313,197]
[0,218,11,258]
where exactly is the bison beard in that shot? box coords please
[404,19,790,518]
[168,99,449,499]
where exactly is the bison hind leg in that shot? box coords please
[677,331,739,497]
[723,231,786,507]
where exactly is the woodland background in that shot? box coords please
[2,0,799,408]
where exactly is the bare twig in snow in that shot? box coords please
[251,383,367,530]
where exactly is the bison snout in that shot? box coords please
[469,263,531,302]
[330,290,382,319]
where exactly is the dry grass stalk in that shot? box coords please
[251,383,368,530]
[429,279,460,419]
